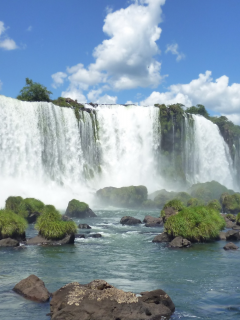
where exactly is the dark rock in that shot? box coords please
[88,234,102,238]
[65,199,97,218]
[224,242,238,250]
[143,215,163,227]
[162,207,177,223]
[226,230,240,241]
[225,219,236,228]
[75,234,86,239]
[78,224,91,229]
[0,238,19,247]
[218,232,227,240]
[120,216,142,225]
[13,274,50,302]
[26,234,75,245]
[61,215,72,221]
[152,232,172,243]
[169,236,191,248]
[232,225,240,230]
[50,279,175,320]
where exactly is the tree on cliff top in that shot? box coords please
[17,78,52,102]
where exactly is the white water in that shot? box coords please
[0,96,237,209]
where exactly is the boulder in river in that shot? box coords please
[13,275,50,302]
[50,279,175,320]
[226,230,240,241]
[169,236,191,248]
[78,223,91,229]
[0,238,19,247]
[218,231,227,240]
[223,242,238,250]
[120,216,142,225]
[143,215,163,227]
[152,232,172,243]
[65,199,96,218]
[26,234,75,245]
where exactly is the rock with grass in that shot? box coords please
[143,215,163,227]
[13,275,50,302]
[120,216,142,225]
[0,238,19,247]
[0,209,27,241]
[50,279,175,320]
[220,193,240,214]
[225,230,240,241]
[65,199,96,218]
[207,199,222,212]
[152,189,177,209]
[165,206,226,242]
[78,223,91,229]
[161,199,184,223]
[96,185,148,208]
[224,242,238,250]
[187,198,203,207]
[34,205,77,243]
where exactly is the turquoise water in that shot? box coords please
[0,209,240,320]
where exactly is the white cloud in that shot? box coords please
[165,43,185,61]
[51,72,67,88]
[87,89,117,104]
[0,21,18,50]
[0,80,2,90]
[61,85,87,103]
[141,71,240,124]
[54,0,166,101]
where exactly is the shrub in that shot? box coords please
[175,192,191,206]
[17,78,52,102]
[226,213,236,222]
[187,198,203,207]
[5,196,23,213]
[161,199,184,217]
[0,209,28,239]
[165,206,225,242]
[35,205,77,240]
[236,212,240,224]
[207,199,222,212]
[220,193,240,214]
[18,198,45,219]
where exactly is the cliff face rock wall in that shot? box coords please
[0,95,239,207]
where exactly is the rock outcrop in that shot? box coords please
[120,216,142,225]
[223,242,238,250]
[50,279,175,320]
[143,215,163,227]
[26,234,75,245]
[169,236,191,248]
[0,238,19,247]
[152,232,172,243]
[65,199,96,218]
[13,275,50,302]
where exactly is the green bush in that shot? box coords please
[175,192,191,206]
[17,78,52,102]
[220,193,240,214]
[207,199,222,212]
[165,206,225,242]
[161,199,184,218]
[187,198,203,207]
[5,196,23,213]
[0,209,28,239]
[35,205,77,240]
[226,213,236,221]
[18,198,45,219]
[67,199,89,213]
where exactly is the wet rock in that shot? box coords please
[62,215,72,221]
[26,234,75,245]
[65,199,97,218]
[75,234,86,239]
[120,216,142,225]
[226,230,240,241]
[143,215,163,227]
[162,207,177,223]
[0,238,19,247]
[218,232,227,240]
[50,279,175,320]
[88,234,102,238]
[232,225,240,230]
[169,236,191,248]
[225,219,236,228]
[13,274,50,302]
[223,242,238,250]
[78,224,91,229]
[152,232,172,243]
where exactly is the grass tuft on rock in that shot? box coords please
[161,199,184,218]
[165,206,225,242]
[18,198,45,219]
[5,196,23,213]
[35,205,77,240]
[207,199,222,212]
[0,209,28,239]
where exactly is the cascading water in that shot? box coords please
[0,95,238,208]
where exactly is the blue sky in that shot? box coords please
[1,0,240,123]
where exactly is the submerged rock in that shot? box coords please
[78,224,91,229]
[88,233,102,238]
[65,199,96,218]
[120,216,142,225]
[223,242,238,250]
[50,279,175,320]
[143,215,163,227]
[169,236,191,248]
[0,238,19,247]
[26,234,75,245]
[13,274,50,302]
[152,232,172,243]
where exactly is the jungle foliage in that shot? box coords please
[17,78,52,102]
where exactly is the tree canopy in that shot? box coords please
[17,78,52,102]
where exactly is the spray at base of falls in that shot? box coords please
[0,96,238,209]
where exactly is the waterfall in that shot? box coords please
[0,95,238,208]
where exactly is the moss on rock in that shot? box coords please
[220,193,240,214]
[187,198,203,207]
[65,199,96,218]
[5,196,23,213]
[0,209,27,240]
[207,199,222,212]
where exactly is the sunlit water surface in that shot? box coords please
[0,209,240,320]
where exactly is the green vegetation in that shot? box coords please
[96,185,148,208]
[18,198,45,219]
[161,199,184,218]
[226,213,236,221]
[187,198,203,207]
[220,193,240,214]
[35,205,77,240]
[207,199,222,212]
[66,199,89,214]
[0,209,27,239]
[236,212,240,224]
[5,196,23,213]
[165,206,225,242]
[185,104,210,118]
[175,192,191,206]
[17,78,52,102]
